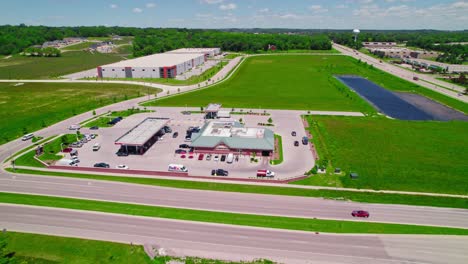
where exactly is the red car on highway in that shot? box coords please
[351,210,369,218]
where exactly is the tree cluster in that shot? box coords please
[22,47,61,57]
[132,29,331,56]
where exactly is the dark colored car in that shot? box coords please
[211,169,229,176]
[302,136,309,145]
[198,153,205,160]
[179,144,190,149]
[291,131,296,136]
[90,126,99,130]
[175,149,187,154]
[351,210,369,218]
[294,141,299,147]
[94,162,110,168]
[164,126,172,133]
[62,148,73,153]
[220,155,226,162]
[172,132,179,138]
[116,151,129,156]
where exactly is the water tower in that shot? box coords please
[353,29,360,42]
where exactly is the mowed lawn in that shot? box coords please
[151,55,375,112]
[4,232,151,264]
[0,82,155,144]
[0,51,123,79]
[296,116,468,195]
[151,55,467,114]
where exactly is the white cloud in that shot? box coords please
[201,0,224,4]
[110,4,118,9]
[335,4,347,9]
[219,3,237,11]
[146,3,156,8]
[359,0,373,4]
[308,5,328,13]
[258,8,270,13]
[133,8,143,13]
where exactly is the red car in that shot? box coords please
[62,148,73,153]
[198,153,205,160]
[351,210,369,218]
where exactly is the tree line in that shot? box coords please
[0,25,332,56]
[132,29,331,56]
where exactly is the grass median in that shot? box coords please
[2,231,271,264]
[1,192,467,235]
[6,168,468,209]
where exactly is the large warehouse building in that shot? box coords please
[98,53,206,78]
[190,121,275,156]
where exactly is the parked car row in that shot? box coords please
[68,134,97,148]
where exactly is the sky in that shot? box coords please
[1,0,467,30]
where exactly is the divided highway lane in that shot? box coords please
[1,174,468,229]
[2,204,467,264]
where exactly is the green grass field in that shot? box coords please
[294,116,468,195]
[148,55,468,114]
[147,55,374,112]
[1,192,466,235]
[2,231,271,264]
[0,51,124,79]
[0,82,156,144]
[3,232,151,264]
[7,168,468,209]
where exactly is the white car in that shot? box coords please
[116,164,129,169]
[213,155,219,161]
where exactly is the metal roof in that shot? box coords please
[205,103,222,112]
[191,121,274,151]
[100,53,204,68]
[115,118,169,146]
[167,48,220,54]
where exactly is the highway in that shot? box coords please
[2,174,468,229]
[2,204,467,264]
[332,43,468,103]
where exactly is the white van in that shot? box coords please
[92,143,101,151]
[69,124,81,130]
[226,153,234,164]
[22,133,34,141]
[168,164,188,173]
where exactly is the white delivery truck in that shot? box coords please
[92,143,101,151]
[168,164,188,172]
[226,153,234,164]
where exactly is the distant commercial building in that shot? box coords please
[409,50,440,59]
[363,42,397,48]
[166,48,221,58]
[114,117,169,155]
[98,53,206,78]
[190,121,275,156]
[403,58,468,73]
[369,48,411,58]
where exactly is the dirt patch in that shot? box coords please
[395,92,468,121]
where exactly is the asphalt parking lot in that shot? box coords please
[66,107,315,179]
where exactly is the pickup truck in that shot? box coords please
[257,170,275,177]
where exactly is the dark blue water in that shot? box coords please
[337,76,435,121]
